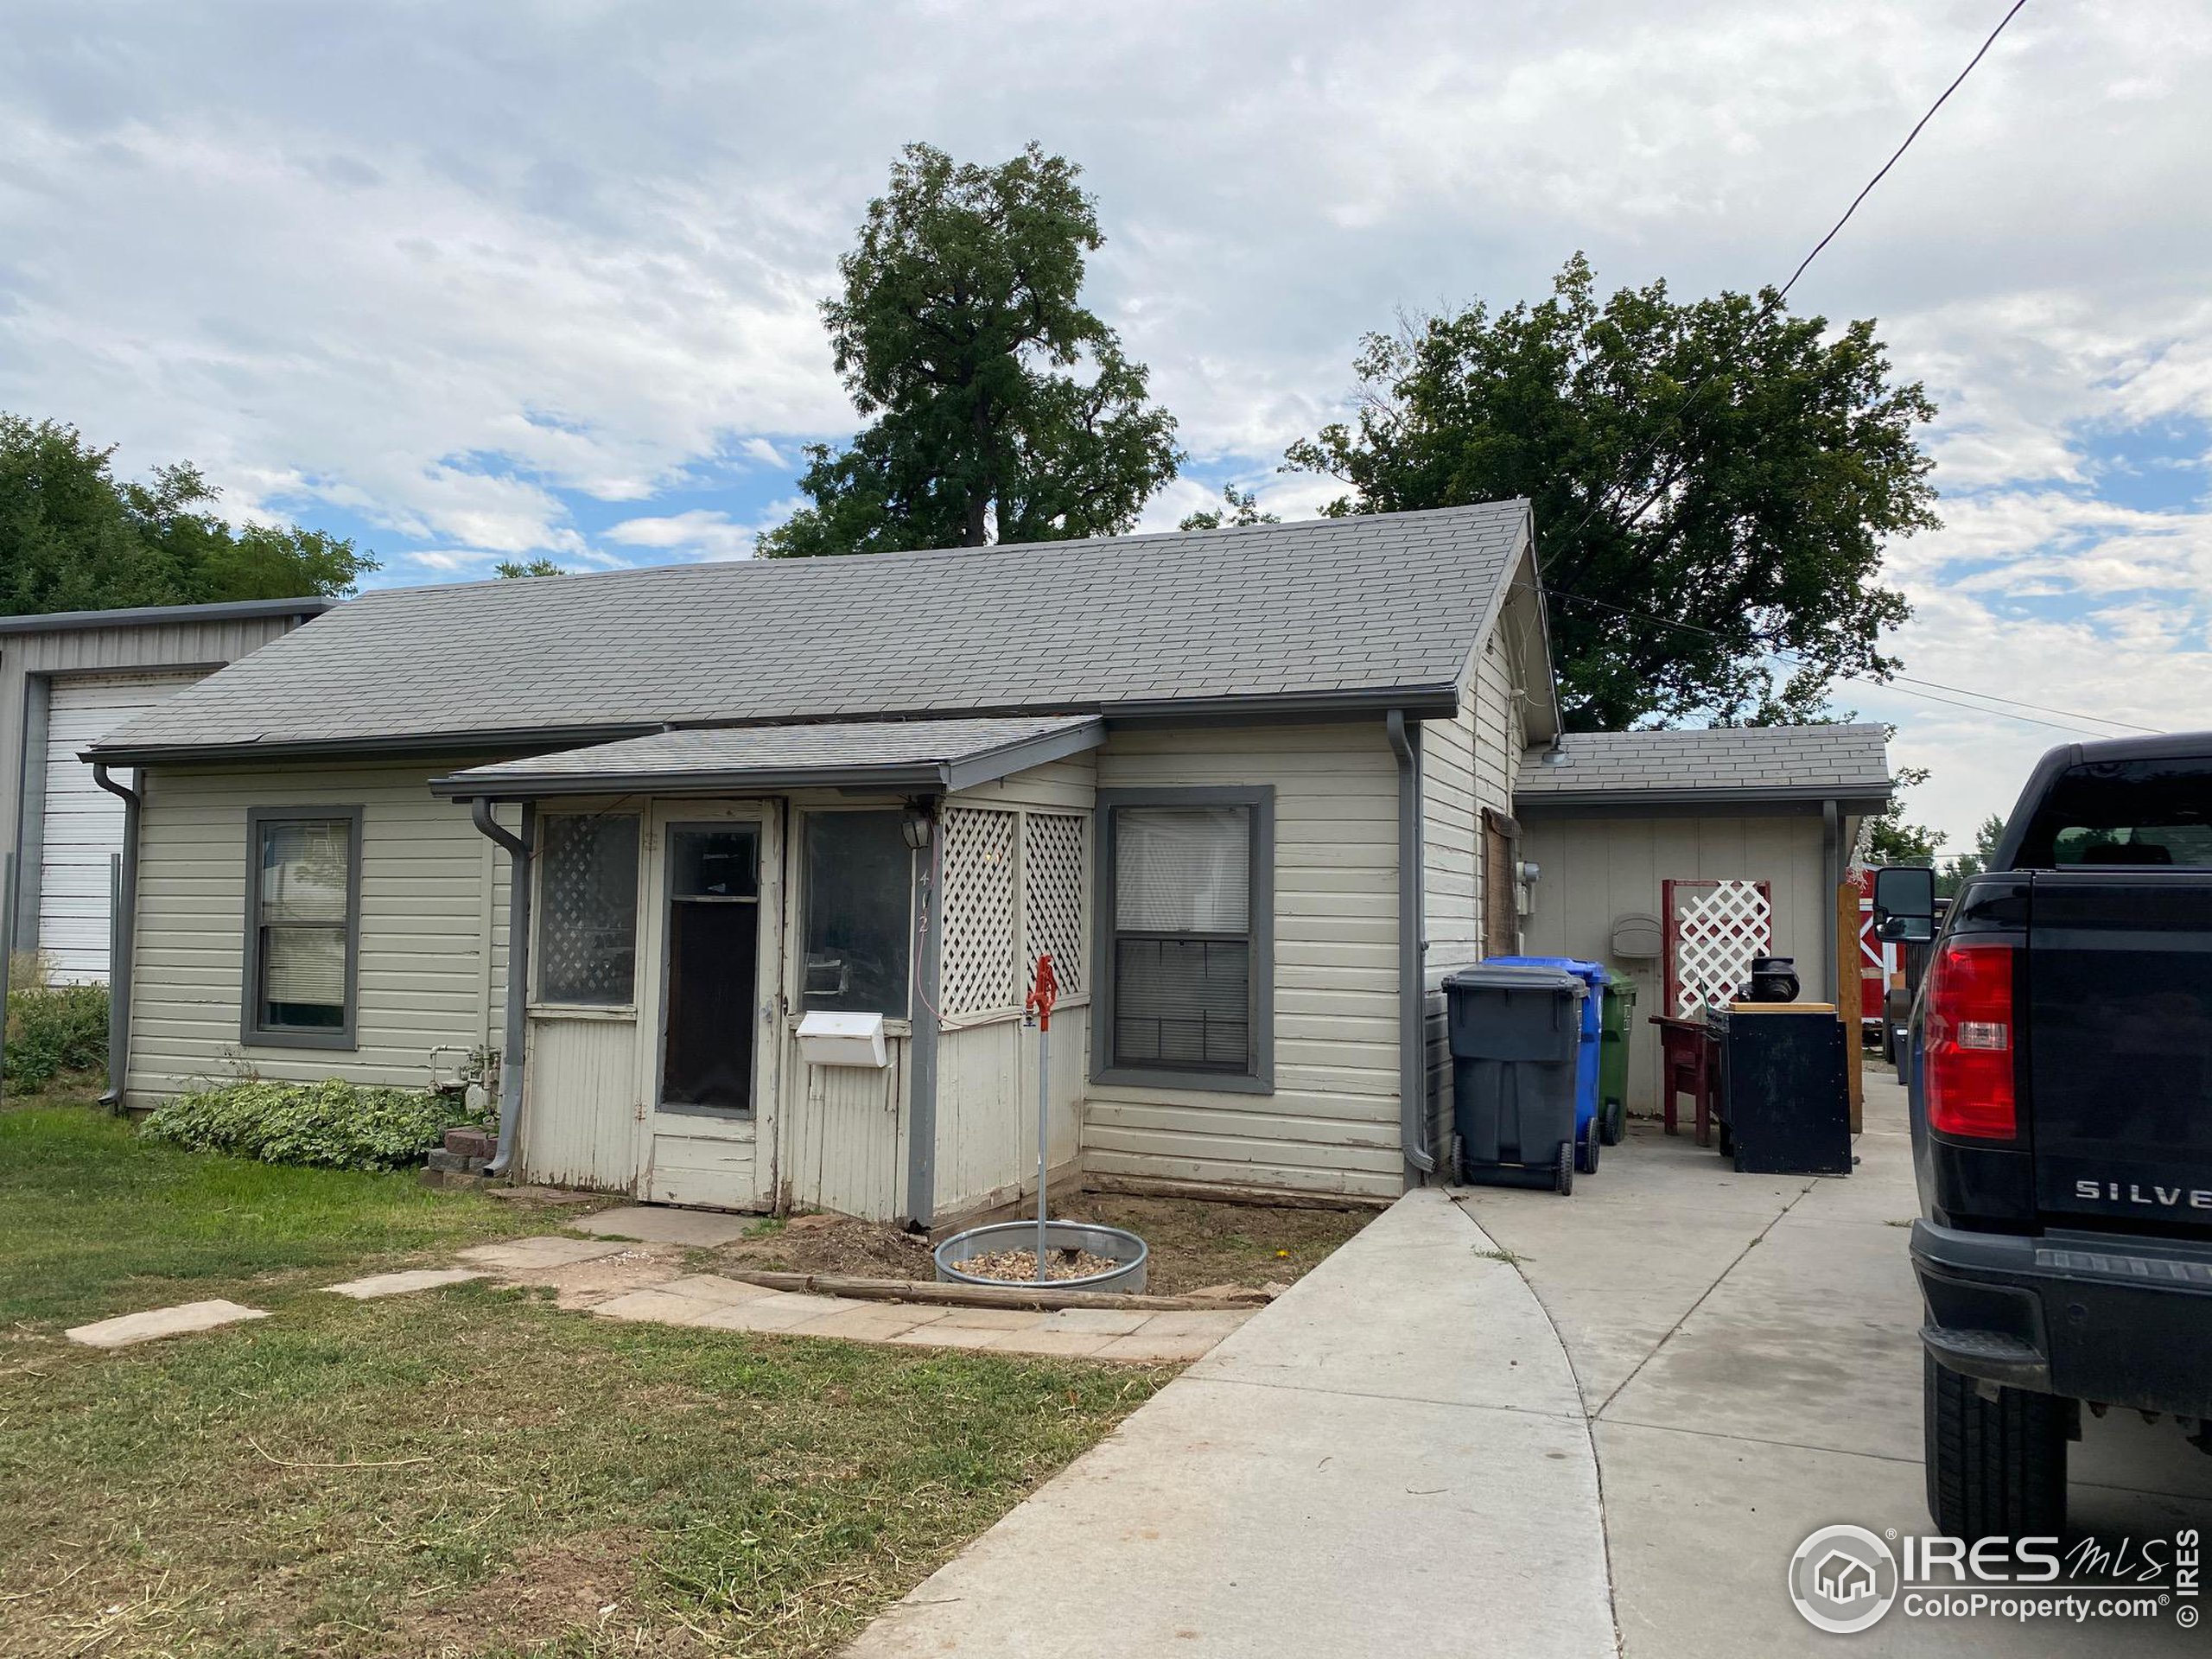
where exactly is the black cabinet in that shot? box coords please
[1708,1007,1851,1176]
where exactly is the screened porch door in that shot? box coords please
[639,803,782,1210]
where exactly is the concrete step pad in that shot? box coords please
[67,1300,270,1350]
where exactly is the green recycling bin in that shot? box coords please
[1598,978,1637,1146]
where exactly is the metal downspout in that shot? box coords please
[89,765,143,1110]
[468,798,535,1178]
[1388,711,1437,1179]
[1821,798,1840,1005]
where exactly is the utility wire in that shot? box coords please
[1546,588,2160,738]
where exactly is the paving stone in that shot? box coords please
[690,1293,853,1333]
[67,1300,270,1349]
[889,1323,1018,1351]
[1038,1307,1152,1336]
[591,1289,731,1327]
[651,1274,779,1306]
[569,1205,755,1247]
[785,1303,947,1342]
[455,1236,630,1270]
[978,1327,1117,1359]
[1093,1331,1232,1363]
[1125,1310,1254,1340]
[321,1268,485,1300]
[925,1306,1044,1331]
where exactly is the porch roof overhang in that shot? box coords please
[428,713,1105,802]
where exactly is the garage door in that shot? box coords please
[35,671,210,983]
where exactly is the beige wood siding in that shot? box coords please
[1518,811,1831,1114]
[124,760,498,1105]
[520,1014,640,1191]
[1083,722,1402,1200]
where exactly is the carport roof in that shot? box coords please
[429,713,1105,799]
[1515,724,1893,812]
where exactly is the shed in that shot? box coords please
[0,598,329,982]
[1512,725,1894,1116]
[87,503,1556,1225]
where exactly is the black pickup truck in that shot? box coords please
[1875,734,2212,1539]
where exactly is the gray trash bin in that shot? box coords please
[1446,964,1588,1195]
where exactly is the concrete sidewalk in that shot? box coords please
[1459,1073,2212,1657]
[842,1188,1616,1659]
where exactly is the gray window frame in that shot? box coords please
[240,803,364,1051]
[1091,785,1274,1095]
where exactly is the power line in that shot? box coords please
[1545,588,2162,738]
[1540,0,2035,675]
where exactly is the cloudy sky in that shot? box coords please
[3,0,2206,847]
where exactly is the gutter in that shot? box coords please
[89,764,143,1110]
[0,594,332,637]
[466,798,536,1178]
[1387,710,1437,1179]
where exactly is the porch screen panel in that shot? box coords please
[256,817,352,1029]
[537,813,641,1005]
[940,807,1017,1015]
[1022,811,1087,995]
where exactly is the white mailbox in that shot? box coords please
[795,1010,890,1069]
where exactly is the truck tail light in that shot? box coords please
[1924,937,2017,1141]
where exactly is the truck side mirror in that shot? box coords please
[1872,865,1937,943]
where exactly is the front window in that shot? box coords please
[1100,793,1272,1084]
[802,810,912,1015]
[536,813,641,1005]
[246,808,359,1046]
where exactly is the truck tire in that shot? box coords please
[1924,1353,2068,1539]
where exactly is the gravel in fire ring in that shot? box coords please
[952,1246,1122,1282]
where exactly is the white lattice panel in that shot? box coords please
[1669,879,1774,1016]
[940,808,1018,1015]
[1023,812,1087,995]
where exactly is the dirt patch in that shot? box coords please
[398,1528,680,1655]
[508,1245,688,1309]
[698,1196,1371,1297]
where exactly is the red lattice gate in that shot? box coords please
[1662,878,1775,1018]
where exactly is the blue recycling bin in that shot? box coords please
[1484,956,1608,1173]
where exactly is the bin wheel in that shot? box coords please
[1576,1126,1600,1176]
[1717,1122,1734,1158]
[1599,1100,1624,1147]
[1554,1141,1575,1196]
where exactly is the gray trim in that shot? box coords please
[239,803,365,1051]
[1388,710,1436,1180]
[468,798,533,1179]
[903,813,944,1229]
[1821,798,1840,1006]
[0,596,332,636]
[0,852,15,1104]
[1090,785,1276,1096]
[1516,791,1894,821]
[93,722,662,770]
[943,719,1106,790]
[12,673,48,945]
[89,763,143,1105]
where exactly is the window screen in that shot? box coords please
[537,814,640,1004]
[1110,804,1255,1072]
[251,814,354,1035]
[802,811,912,1014]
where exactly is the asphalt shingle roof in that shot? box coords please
[1515,724,1892,804]
[91,502,1531,762]
[432,714,1102,797]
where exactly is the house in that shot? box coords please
[85,504,1554,1225]
[1,597,329,985]
[1513,724,1895,1114]
[80,502,1892,1224]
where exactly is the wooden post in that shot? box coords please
[1836,880,1864,1133]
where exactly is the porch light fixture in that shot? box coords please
[900,802,935,851]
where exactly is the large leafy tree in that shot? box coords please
[760,143,1180,556]
[0,415,373,615]
[1286,255,1937,730]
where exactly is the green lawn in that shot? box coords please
[0,1096,1171,1656]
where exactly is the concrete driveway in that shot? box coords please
[1456,1071,2212,1656]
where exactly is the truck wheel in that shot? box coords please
[1924,1353,2067,1539]
[1554,1141,1575,1196]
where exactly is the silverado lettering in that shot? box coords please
[2074,1180,2212,1209]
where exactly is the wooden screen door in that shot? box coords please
[1482,809,1519,958]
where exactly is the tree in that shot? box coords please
[1866,762,1942,867]
[494,557,568,579]
[1285,255,1937,730]
[759,143,1181,557]
[1936,812,2007,897]
[1178,485,1279,531]
[0,415,373,616]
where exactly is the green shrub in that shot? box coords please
[3,967,109,1092]
[140,1078,486,1171]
